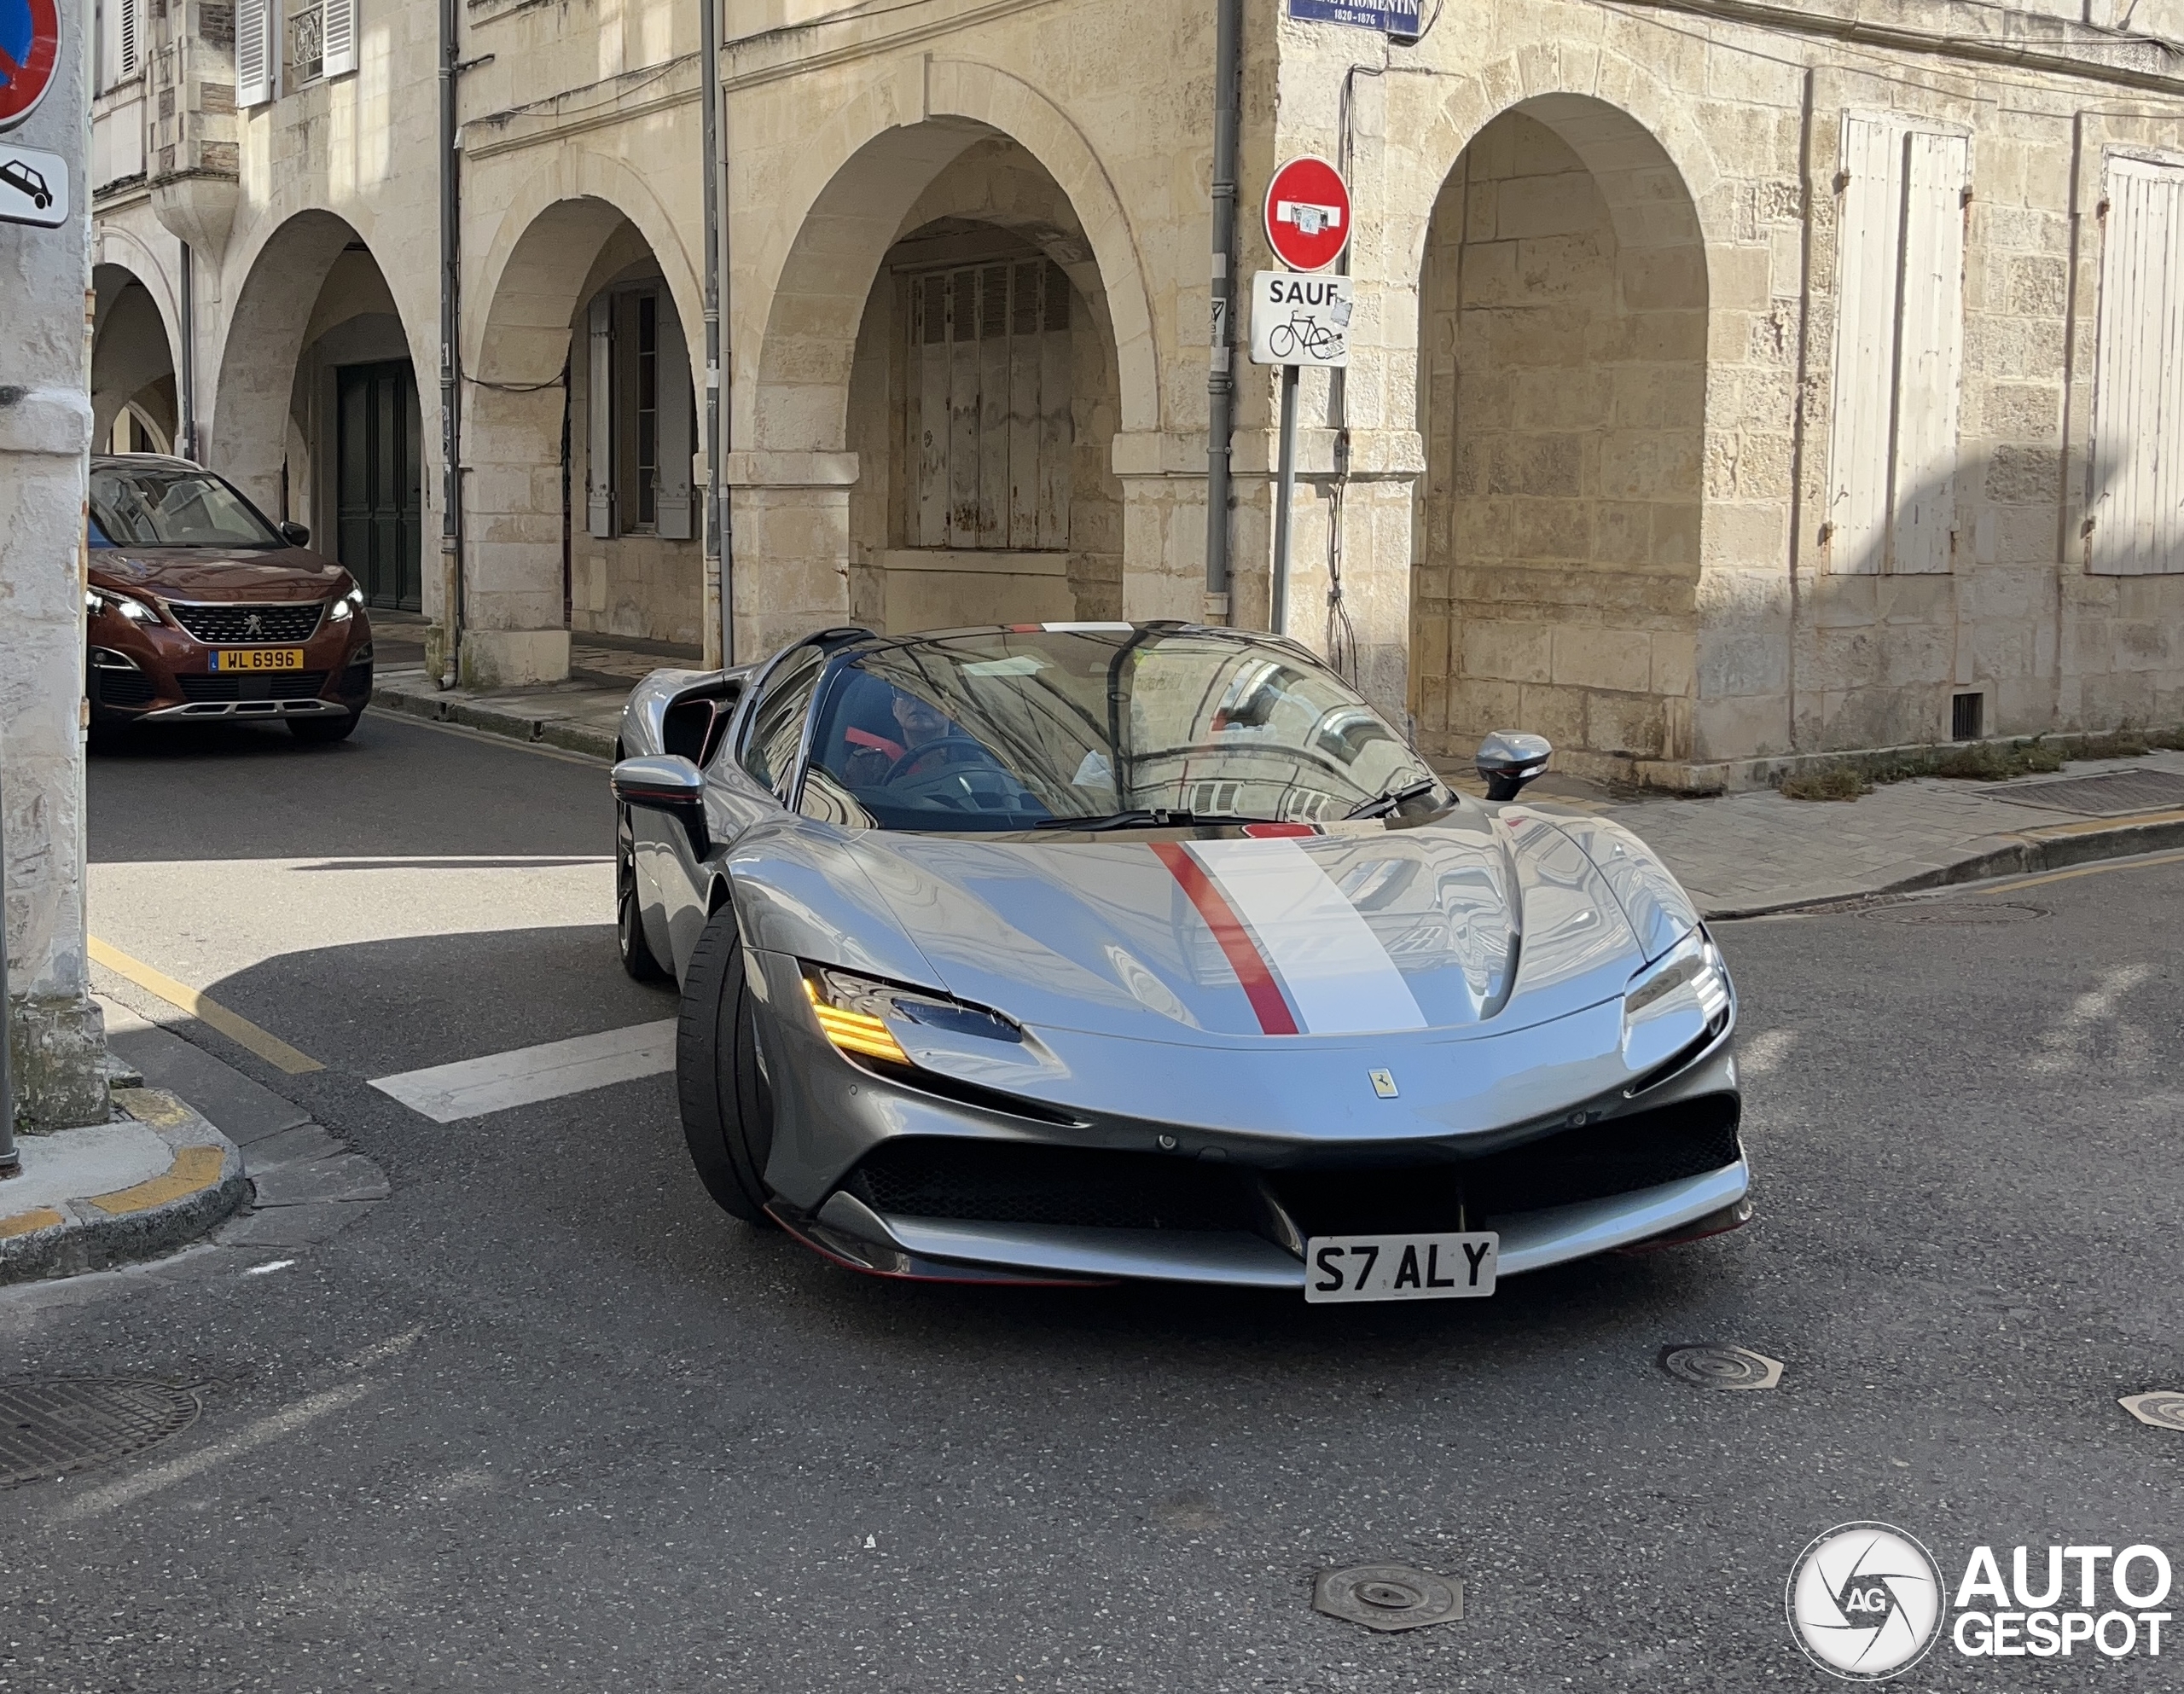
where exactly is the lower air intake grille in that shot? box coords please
[178,671,328,703]
[95,670,155,707]
[1458,1094,1743,1218]
[847,1139,1257,1232]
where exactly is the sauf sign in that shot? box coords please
[1249,271,1351,369]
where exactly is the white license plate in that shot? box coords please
[1304,1233,1499,1303]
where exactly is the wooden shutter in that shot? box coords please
[653,295,694,539]
[1891,130,1968,576]
[1826,115,1966,575]
[117,0,139,81]
[587,294,614,538]
[2089,156,2184,576]
[235,0,274,106]
[322,0,357,78]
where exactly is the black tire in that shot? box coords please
[289,711,361,745]
[615,809,671,983]
[677,901,776,1226]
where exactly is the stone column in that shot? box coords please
[724,451,859,660]
[0,0,109,1134]
[462,383,573,687]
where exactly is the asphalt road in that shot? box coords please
[4,708,2180,1691]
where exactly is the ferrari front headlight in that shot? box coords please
[802,966,1021,1068]
[1621,929,1732,1073]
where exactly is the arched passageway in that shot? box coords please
[212,213,427,610]
[91,264,178,453]
[1412,96,1708,776]
[467,195,700,682]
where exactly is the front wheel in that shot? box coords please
[676,902,776,1226]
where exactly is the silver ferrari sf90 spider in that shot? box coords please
[612,622,1745,1300]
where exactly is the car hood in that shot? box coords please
[836,807,1647,1047]
[90,548,346,601]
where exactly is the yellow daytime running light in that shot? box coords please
[803,977,909,1065]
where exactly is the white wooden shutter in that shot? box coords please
[1827,116,1967,575]
[1890,131,1968,575]
[235,0,274,107]
[321,0,357,78]
[653,296,694,539]
[587,294,614,538]
[1826,116,1904,577]
[117,0,139,81]
[2089,156,2184,576]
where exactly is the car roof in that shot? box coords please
[90,453,206,471]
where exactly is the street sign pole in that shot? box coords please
[1271,365,1299,637]
[0,748,15,1180]
[1256,158,1352,637]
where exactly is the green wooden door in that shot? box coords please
[336,360,423,611]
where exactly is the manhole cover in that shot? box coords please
[1313,1563,1463,1632]
[0,1378,200,1486]
[1989,768,2184,816]
[1659,1343,1784,1389]
[1867,902,2049,926]
[2121,1391,2184,1433]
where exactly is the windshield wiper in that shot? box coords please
[1344,778,1443,821]
[1032,809,1289,832]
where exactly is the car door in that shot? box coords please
[653,645,828,978]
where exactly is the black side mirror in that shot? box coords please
[612,755,709,856]
[279,520,311,547]
[1475,731,1553,802]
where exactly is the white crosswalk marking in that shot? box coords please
[369,1019,677,1123]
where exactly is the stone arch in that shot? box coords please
[740,58,1158,450]
[90,262,180,450]
[1409,90,1711,782]
[462,163,705,680]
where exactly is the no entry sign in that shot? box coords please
[1263,156,1350,272]
[0,0,61,131]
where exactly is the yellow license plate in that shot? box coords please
[209,648,305,672]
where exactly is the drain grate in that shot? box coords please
[1867,902,2049,926]
[1988,768,2184,816]
[1314,1563,1463,1632]
[2121,1392,2184,1433]
[1659,1343,1784,1389]
[0,1378,200,1486]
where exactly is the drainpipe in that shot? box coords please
[176,241,195,461]
[438,0,464,687]
[700,0,729,667]
[0,755,15,1180]
[1203,0,1241,612]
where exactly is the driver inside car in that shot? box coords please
[839,686,978,786]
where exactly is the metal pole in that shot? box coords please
[0,751,16,1180]
[1203,0,1241,608]
[699,0,725,670]
[1270,363,1298,636]
[438,0,464,687]
[176,241,195,461]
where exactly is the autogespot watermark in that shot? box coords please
[1786,1523,2174,1680]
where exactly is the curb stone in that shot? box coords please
[369,674,618,759]
[0,1088,247,1285]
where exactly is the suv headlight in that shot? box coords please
[802,966,1021,1068]
[87,588,157,624]
[328,587,364,624]
[1621,929,1732,1073]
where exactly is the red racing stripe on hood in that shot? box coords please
[1149,840,1299,1036]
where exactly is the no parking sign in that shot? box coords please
[0,0,61,132]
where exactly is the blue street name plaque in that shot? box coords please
[1286,0,1420,34]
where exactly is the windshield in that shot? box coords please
[87,465,282,549]
[799,628,1438,833]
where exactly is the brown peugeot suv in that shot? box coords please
[86,455,375,745]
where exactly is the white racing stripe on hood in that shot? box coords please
[1187,838,1427,1035]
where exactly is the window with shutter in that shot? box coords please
[236,0,274,106]
[906,259,1074,550]
[587,294,614,538]
[117,0,139,82]
[322,0,357,78]
[2088,155,2184,576]
[1826,114,1968,576]
[585,287,696,540]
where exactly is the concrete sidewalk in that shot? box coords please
[371,665,2184,916]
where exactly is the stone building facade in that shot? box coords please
[87,0,2184,788]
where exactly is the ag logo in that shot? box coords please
[1786,1523,1944,1680]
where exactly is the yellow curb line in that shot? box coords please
[83,1145,228,1217]
[1976,845,2184,896]
[0,1206,67,1239]
[2019,804,2184,838]
[88,937,324,1074]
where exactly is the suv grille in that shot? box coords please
[847,1139,1258,1232]
[178,671,328,702]
[168,602,324,643]
[94,669,156,707]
